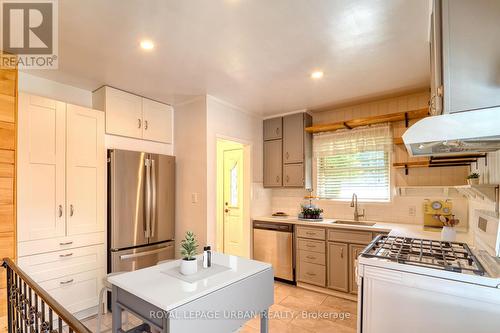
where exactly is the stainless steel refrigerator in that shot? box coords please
[108,149,175,273]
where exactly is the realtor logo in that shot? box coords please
[1,0,58,69]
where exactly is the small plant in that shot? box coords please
[301,206,323,219]
[180,231,198,261]
[467,173,480,179]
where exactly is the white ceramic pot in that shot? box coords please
[441,226,457,242]
[180,258,198,275]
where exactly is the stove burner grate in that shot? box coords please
[361,235,485,275]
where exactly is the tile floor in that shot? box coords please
[81,282,357,333]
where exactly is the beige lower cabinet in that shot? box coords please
[327,242,349,292]
[349,244,366,294]
[297,226,387,297]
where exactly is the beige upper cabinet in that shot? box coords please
[17,94,66,241]
[93,86,173,143]
[66,104,105,236]
[283,113,305,164]
[327,242,349,292]
[263,112,312,189]
[263,117,282,141]
[263,140,282,187]
[283,163,304,187]
[18,93,106,241]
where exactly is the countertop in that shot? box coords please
[108,252,272,311]
[253,216,473,243]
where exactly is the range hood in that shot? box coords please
[403,107,500,157]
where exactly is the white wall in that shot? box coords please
[174,96,208,255]
[205,95,268,254]
[18,72,93,107]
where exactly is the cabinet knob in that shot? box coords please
[275,127,279,135]
[340,247,344,258]
[276,176,280,183]
[306,272,316,276]
[286,175,289,183]
[70,204,74,217]
[58,205,63,218]
[144,120,148,130]
[138,119,142,128]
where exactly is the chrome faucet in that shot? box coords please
[350,193,365,221]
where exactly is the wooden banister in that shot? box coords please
[2,258,92,333]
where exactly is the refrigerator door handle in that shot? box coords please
[151,159,157,238]
[145,157,152,238]
[119,244,173,260]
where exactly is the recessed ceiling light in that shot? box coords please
[140,40,155,50]
[311,71,324,79]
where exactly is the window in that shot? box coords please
[314,125,392,201]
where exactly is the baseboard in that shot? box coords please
[296,282,357,301]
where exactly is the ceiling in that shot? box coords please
[26,0,431,116]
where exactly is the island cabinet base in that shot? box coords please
[112,268,274,333]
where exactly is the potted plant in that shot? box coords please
[180,231,198,275]
[311,208,324,219]
[466,173,480,185]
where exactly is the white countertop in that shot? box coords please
[253,216,473,243]
[108,252,272,311]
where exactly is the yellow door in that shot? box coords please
[223,148,244,256]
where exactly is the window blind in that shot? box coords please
[314,125,392,201]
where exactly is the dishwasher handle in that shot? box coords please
[253,222,293,232]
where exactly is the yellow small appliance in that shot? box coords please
[423,199,453,229]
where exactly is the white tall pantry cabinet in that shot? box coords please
[17,93,106,319]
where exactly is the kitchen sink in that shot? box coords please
[333,221,376,227]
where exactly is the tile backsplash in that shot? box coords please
[270,187,469,228]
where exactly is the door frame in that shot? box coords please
[216,136,252,258]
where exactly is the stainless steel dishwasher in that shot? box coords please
[253,221,295,282]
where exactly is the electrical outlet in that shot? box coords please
[191,193,198,203]
[408,206,416,217]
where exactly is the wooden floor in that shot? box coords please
[81,282,357,333]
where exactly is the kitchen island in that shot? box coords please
[108,253,273,333]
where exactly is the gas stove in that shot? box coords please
[361,235,486,276]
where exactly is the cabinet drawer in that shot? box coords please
[297,239,325,253]
[328,229,372,244]
[18,232,105,257]
[17,244,105,283]
[296,227,325,240]
[39,269,103,315]
[298,250,325,266]
[298,261,326,287]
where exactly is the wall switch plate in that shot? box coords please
[191,193,198,203]
[409,206,416,216]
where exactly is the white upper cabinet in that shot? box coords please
[142,98,173,143]
[18,93,106,242]
[93,86,173,143]
[66,104,105,236]
[18,93,66,241]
